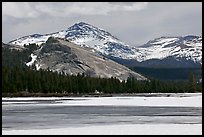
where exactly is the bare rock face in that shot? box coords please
[33,37,147,81]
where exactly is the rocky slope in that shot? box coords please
[27,37,146,81]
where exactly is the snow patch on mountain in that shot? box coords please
[26,53,37,67]
[150,37,179,46]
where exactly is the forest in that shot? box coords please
[2,66,202,97]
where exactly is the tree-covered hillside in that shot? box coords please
[2,43,39,67]
[2,66,202,96]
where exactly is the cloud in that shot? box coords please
[109,2,148,11]
[2,2,201,46]
[2,2,40,18]
[2,2,148,18]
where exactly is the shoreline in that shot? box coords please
[2,92,202,98]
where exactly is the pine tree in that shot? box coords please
[188,72,196,92]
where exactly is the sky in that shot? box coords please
[2,2,202,46]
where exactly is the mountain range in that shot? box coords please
[9,22,202,68]
[5,22,202,80]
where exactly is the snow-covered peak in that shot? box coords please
[8,22,134,59]
[134,35,202,64]
[181,35,202,48]
[142,35,202,48]
[66,22,116,38]
[62,22,120,44]
[142,36,180,48]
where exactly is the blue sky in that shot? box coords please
[2,2,202,46]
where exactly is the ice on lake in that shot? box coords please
[2,93,202,135]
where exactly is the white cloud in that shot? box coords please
[2,2,148,18]
[2,2,40,18]
[2,2,201,46]
[112,2,148,11]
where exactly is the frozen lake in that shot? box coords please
[2,93,202,135]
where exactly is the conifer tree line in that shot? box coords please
[2,66,202,96]
[2,43,39,67]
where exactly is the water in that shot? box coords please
[2,98,202,131]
